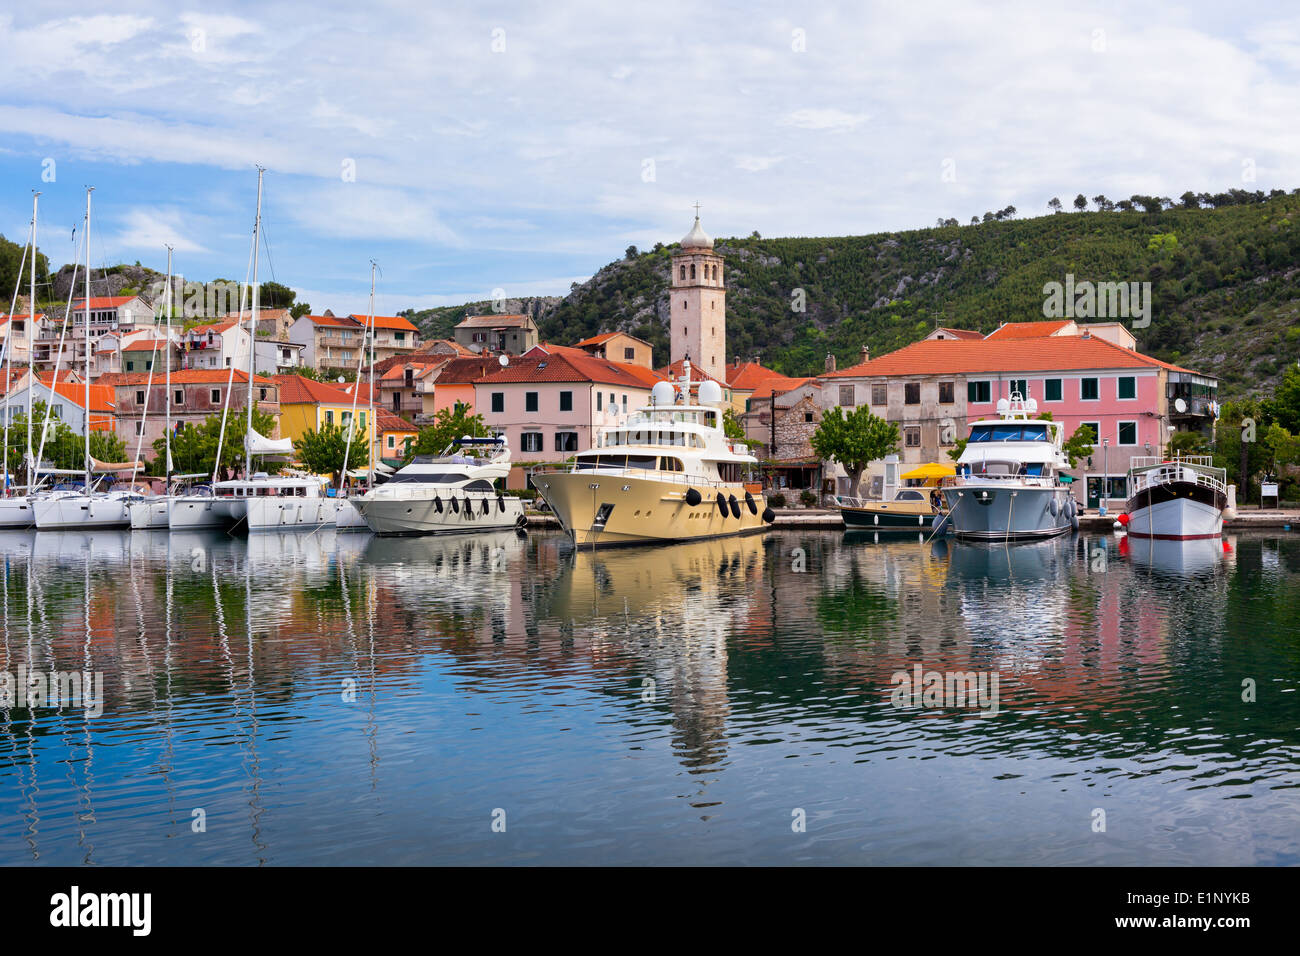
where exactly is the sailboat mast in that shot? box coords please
[367,260,376,489]
[83,187,94,490]
[164,245,173,486]
[1,195,33,495]
[26,192,37,492]
[244,167,264,480]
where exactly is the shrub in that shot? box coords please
[769,492,787,508]
[800,489,818,507]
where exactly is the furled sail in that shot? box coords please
[91,457,146,473]
[245,427,294,455]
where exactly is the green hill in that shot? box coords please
[404,190,1300,400]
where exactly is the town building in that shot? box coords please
[288,314,368,374]
[273,374,372,458]
[421,354,500,418]
[1,376,116,436]
[348,314,421,364]
[103,369,281,459]
[0,312,40,365]
[572,331,654,368]
[453,314,539,355]
[669,213,727,383]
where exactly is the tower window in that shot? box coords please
[680,265,686,280]
[712,264,718,280]
[690,264,696,280]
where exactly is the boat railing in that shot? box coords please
[1131,463,1227,496]
[529,463,744,490]
[947,472,1060,488]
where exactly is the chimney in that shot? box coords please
[859,345,870,365]
[824,352,836,373]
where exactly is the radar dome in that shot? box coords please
[996,398,1010,416]
[698,379,723,405]
[1025,397,1038,415]
[651,381,675,406]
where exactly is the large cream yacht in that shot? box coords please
[532,367,774,546]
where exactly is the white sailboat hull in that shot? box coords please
[167,495,229,530]
[244,496,337,532]
[33,494,132,530]
[0,496,36,529]
[128,498,171,529]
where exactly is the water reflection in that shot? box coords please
[0,527,1296,865]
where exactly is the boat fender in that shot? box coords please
[728,494,741,519]
[931,511,950,536]
[515,513,528,529]
[464,496,474,517]
[450,496,459,513]
[497,494,506,513]
[744,491,758,515]
[434,495,443,513]
[1065,498,1076,519]
[1049,499,1058,517]
[685,488,702,507]
[1071,513,1079,531]
[481,496,490,515]
[761,506,776,523]
[716,493,729,518]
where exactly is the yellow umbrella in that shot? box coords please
[901,462,956,482]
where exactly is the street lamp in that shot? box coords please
[1102,437,1110,513]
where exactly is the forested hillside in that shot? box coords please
[405,189,1300,399]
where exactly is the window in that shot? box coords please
[174,389,184,405]
[259,388,267,401]
[904,382,921,405]
[136,422,144,436]
[225,357,231,368]
[624,347,634,360]
[1081,377,1099,401]
[839,385,855,407]
[325,410,334,425]
[554,431,578,452]
[1118,376,1136,400]
[559,390,572,412]
[1080,422,1100,444]
[804,412,814,422]
[609,392,616,411]
[135,390,145,405]
[525,392,538,413]
[521,432,543,453]
[1118,421,1137,445]
[210,389,221,403]
[904,426,921,447]
[596,392,602,411]
[967,380,991,404]
[126,360,135,372]
[395,332,405,342]
[938,381,954,404]
[1009,379,1028,399]
[622,394,628,414]
[491,392,504,413]
[1044,378,1062,402]
[679,265,686,280]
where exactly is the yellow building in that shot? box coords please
[273,374,374,457]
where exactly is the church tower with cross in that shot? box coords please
[670,205,726,383]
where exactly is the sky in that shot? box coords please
[2,1,1299,317]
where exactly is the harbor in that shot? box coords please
[0,525,1297,866]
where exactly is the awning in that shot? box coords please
[245,427,294,456]
[901,462,956,481]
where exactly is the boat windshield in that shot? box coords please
[574,454,659,470]
[388,472,472,484]
[969,424,1050,442]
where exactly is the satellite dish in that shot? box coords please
[996,398,1010,416]
[337,376,345,384]
[1174,397,1187,413]
[498,353,509,367]
[698,380,723,406]
[651,381,675,407]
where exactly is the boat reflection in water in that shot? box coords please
[1121,533,1229,579]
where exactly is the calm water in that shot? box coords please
[0,525,1297,866]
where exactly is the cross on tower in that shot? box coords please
[692,201,701,218]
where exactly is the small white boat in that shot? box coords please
[0,495,37,529]
[213,473,337,532]
[1124,455,1227,540]
[354,437,524,535]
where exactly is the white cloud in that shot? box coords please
[112,207,211,255]
[735,155,784,172]
[780,109,870,132]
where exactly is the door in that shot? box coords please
[1086,476,1104,510]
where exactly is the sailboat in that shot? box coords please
[128,246,177,529]
[33,188,143,531]
[0,190,41,528]
[335,260,378,531]
[207,168,334,533]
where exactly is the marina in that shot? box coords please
[0,525,1296,866]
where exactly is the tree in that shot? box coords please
[259,281,297,310]
[294,421,369,485]
[1214,399,1268,498]
[946,437,967,461]
[723,407,757,448]
[1179,191,1200,209]
[404,405,490,462]
[809,406,899,497]
[1073,194,1088,212]
[1062,423,1095,468]
[1048,197,1063,213]
[290,302,312,319]
[153,407,280,480]
[624,245,639,260]
[1168,430,1210,457]
[1092,195,1115,212]
[1265,363,1300,434]
[1116,199,1134,212]
[0,233,50,307]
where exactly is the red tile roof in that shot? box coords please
[655,358,727,387]
[187,320,239,335]
[301,314,361,329]
[724,360,787,391]
[71,296,141,310]
[432,356,499,385]
[984,320,1074,340]
[477,351,666,389]
[931,327,984,340]
[121,337,172,351]
[748,376,814,400]
[823,336,1198,378]
[455,314,533,329]
[349,314,419,332]
[376,408,417,434]
[573,332,618,347]
[272,374,355,405]
[0,313,44,323]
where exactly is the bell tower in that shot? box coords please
[670,206,725,382]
